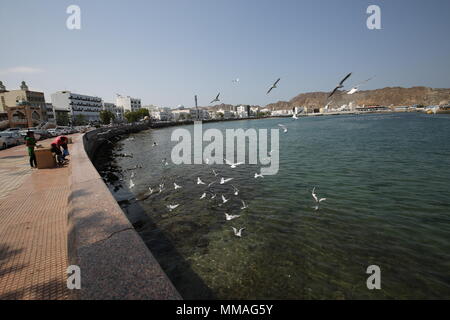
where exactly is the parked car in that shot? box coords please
[18,129,41,141]
[0,131,23,147]
[0,135,8,150]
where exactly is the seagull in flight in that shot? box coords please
[278,124,288,133]
[232,227,245,237]
[129,179,135,189]
[225,159,244,168]
[148,187,154,195]
[254,172,264,179]
[240,200,248,210]
[292,113,298,120]
[174,182,182,190]
[167,204,180,212]
[222,195,229,204]
[197,177,206,185]
[231,185,239,196]
[207,180,216,187]
[312,187,327,203]
[328,72,352,98]
[200,192,207,199]
[267,78,281,94]
[210,92,220,104]
[131,171,135,178]
[212,169,219,177]
[347,76,375,95]
[225,213,240,221]
[220,177,234,184]
[211,193,217,199]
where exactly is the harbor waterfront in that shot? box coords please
[95,112,450,299]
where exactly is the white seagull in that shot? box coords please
[212,169,219,177]
[347,76,375,95]
[200,192,207,199]
[225,159,244,168]
[148,187,154,194]
[267,78,281,95]
[312,187,327,203]
[225,213,240,221]
[159,183,165,193]
[222,195,229,204]
[197,177,206,185]
[131,171,135,178]
[328,72,352,98]
[232,227,245,237]
[278,124,288,133]
[174,182,182,190]
[211,193,217,199]
[167,204,180,212]
[208,180,216,187]
[210,92,220,104]
[231,185,239,196]
[240,200,248,210]
[254,173,264,179]
[220,177,234,184]
[129,179,135,189]
[292,113,298,120]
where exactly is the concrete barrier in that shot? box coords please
[67,125,181,300]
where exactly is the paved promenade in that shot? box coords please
[0,138,71,300]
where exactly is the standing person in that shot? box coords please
[25,131,37,168]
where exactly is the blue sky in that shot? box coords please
[1,0,449,107]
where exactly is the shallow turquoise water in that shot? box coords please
[103,113,450,299]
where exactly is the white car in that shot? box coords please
[0,132,23,147]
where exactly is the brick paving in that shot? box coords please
[0,139,71,300]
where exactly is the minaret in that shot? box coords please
[0,81,6,92]
[20,81,29,91]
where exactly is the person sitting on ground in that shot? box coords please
[52,136,69,160]
[25,131,37,168]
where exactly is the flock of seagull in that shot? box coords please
[207,73,375,109]
[121,73,371,238]
[126,133,328,238]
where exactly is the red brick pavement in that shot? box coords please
[0,138,72,299]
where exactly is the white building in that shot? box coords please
[150,107,173,121]
[271,109,292,116]
[116,94,141,112]
[51,91,102,123]
[45,103,56,123]
[172,108,210,121]
[102,101,124,120]
[217,109,234,119]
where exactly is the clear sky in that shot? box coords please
[1,0,449,108]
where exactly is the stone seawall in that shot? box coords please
[67,124,181,299]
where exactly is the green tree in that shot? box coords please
[56,112,69,126]
[99,110,116,125]
[73,114,87,126]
